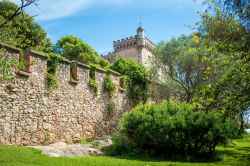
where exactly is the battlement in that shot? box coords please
[0,42,121,81]
[113,36,137,51]
[112,35,155,52]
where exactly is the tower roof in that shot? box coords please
[137,26,144,32]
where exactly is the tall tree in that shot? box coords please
[196,0,250,131]
[153,34,223,102]
[0,0,51,52]
[57,35,109,68]
[0,0,38,29]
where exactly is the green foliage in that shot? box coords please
[106,132,139,157]
[110,58,149,104]
[47,53,62,91]
[153,34,224,102]
[111,100,237,157]
[103,69,116,97]
[0,0,52,52]
[17,50,27,72]
[89,64,98,95]
[57,35,109,68]
[105,101,116,117]
[196,0,250,132]
[0,48,16,82]
[119,75,128,89]
[78,137,94,144]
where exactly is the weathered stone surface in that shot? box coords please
[0,47,131,145]
[31,142,103,157]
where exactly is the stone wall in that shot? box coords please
[0,44,131,145]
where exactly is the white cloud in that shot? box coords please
[10,0,200,21]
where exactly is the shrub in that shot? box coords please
[110,100,236,157]
[103,69,116,97]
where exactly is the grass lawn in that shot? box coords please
[0,135,249,166]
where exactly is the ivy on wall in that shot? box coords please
[110,58,149,104]
[89,64,98,96]
[0,48,16,82]
[47,53,62,91]
[103,69,116,97]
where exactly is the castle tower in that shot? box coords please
[136,26,145,46]
[104,26,155,67]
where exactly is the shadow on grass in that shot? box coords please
[216,144,250,165]
[104,152,223,164]
[104,142,250,164]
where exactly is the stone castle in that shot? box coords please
[104,26,155,67]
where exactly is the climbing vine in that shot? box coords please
[119,75,128,89]
[47,53,62,91]
[110,58,149,104]
[103,69,116,97]
[0,48,16,82]
[89,64,98,96]
[17,50,26,72]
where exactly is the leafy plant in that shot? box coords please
[110,58,149,104]
[110,100,237,157]
[105,101,116,118]
[89,64,98,96]
[47,53,62,91]
[103,69,116,97]
[78,137,94,144]
[17,50,27,72]
[119,75,128,89]
[0,48,16,82]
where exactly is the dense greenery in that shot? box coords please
[0,0,52,52]
[56,35,109,69]
[153,0,250,132]
[109,100,236,157]
[110,58,149,104]
[88,64,98,95]
[0,48,16,82]
[103,69,116,97]
[47,53,63,91]
[153,35,224,102]
[194,0,250,131]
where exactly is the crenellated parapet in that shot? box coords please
[113,36,137,51]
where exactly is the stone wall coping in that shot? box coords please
[0,42,49,59]
[95,67,106,74]
[76,62,90,69]
[0,42,122,77]
[30,50,48,59]
[60,58,71,64]
[0,42,21,53]
[110,70,121,76]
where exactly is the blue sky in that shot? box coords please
[12,0,203,54]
